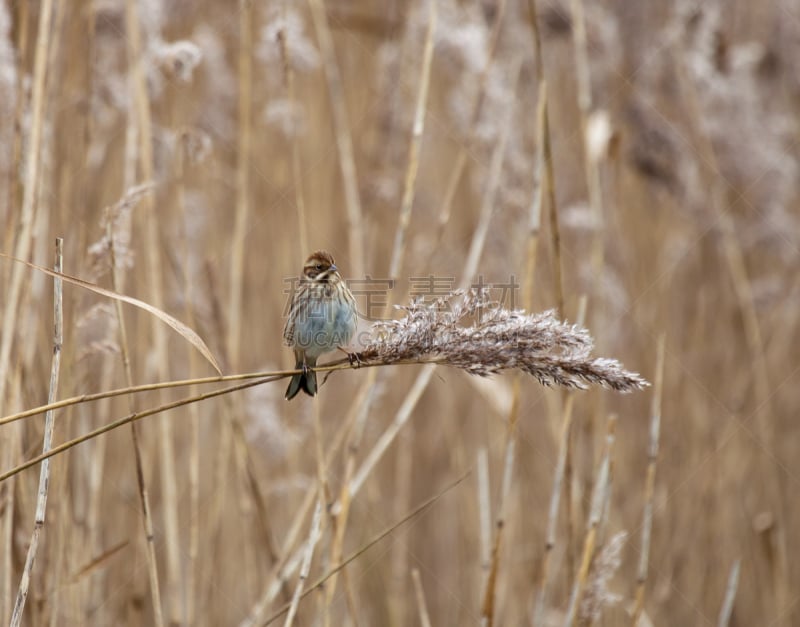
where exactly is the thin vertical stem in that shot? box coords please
[533,296,587,627]
[278,3,308,255]
[411,569,433,627]
[307,0,364,277]
[283,499,323,627]
[0,0,54,409]
[10,238,63,627]
[563,415,616,627]
[632,334,665,625]
[717,559,741,627]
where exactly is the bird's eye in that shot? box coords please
[315,264,323,270]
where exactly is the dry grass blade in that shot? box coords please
[308,0,364,277]
[0,253,222,374]
[67,540,129,583]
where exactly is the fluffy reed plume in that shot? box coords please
[358,290,649,392]
[579,530,627,622]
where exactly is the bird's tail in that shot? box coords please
[285,359,317,400]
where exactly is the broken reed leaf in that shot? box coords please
[357,290,649,393]
[0,253,222,375]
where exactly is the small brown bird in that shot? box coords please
[283,251,358,400]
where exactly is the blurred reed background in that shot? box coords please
[0,0,798,625]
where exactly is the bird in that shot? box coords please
[283,250,358,400]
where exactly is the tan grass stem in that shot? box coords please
[386,5,436,622]
[435,0,507,237]
[718,559,741,627]
[231,0,253,369]
[1,0,34,614]
[388,0,436,283]
[568,0,605,284]
[278,3,309,255]
[283,499,324,627]
[2,2,28,267]
[563,414,616,626]
[308,0,364,277]
[632,334,665,625]
[411,569,433,627]
[0,376,282,485]
[0,0,54,411]
[532,296,587,627]
[106,192,164,627]
[176,139,202,626]
[10,239,62,627]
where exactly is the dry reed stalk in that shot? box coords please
[631,334,665,625]
[10,238,62,627]
[175,138,202,626]
[477,448,492,571]
[532,296,587,627]
[525,0,565,318]
[0,0,53,619]
[0,369,282,427]
[562,299,590,586]
[277,3,309,255]
[479,71,524,625]
[541,90,564,320]
[85,386,112,623]
[2,0,27,268]
[568,0,605,283]
[105,198,164,627]
[563,414,616,627]
[388,422,415,627]
[230,0,253,366]
[283,498,324,627]
[389,0,436,283]
[436,0,507,236]
[83,31,115,611]
[0,0,53,411]
[483,47,545,624]
[122,0,179,619]
[411,568,433,627]
[598,414,618,543]
[718,559,741,627]
[307,0,364,277]
[1,0,30,615]
[0,376,284,485]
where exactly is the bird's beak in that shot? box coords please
[330,264,338,272]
